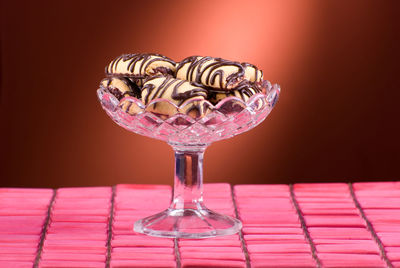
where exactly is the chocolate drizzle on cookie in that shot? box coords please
[176,56,246,89]
[101,53,267,118]
[235,80,262,99]
[142,76,208,106]
[242,62,263,82]
[207,80,262,105]
[106,53,176,77]
[101,77,141,100]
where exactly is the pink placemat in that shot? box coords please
[0,182,399,267]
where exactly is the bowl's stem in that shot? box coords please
[133,144,242,238]
[171,145,206,210]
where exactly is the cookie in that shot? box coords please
[141,76,209,118]
[176,56,245,90]
[100,77,141,100]
[209,85,262,105]
[242,62,263,83]
[118,98,142,116]
[101,54,268,118]
[106,53,176,80]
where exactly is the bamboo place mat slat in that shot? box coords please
[0,181,399,268]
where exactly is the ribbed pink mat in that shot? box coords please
[0,182,399,268]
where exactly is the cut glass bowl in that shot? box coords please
[97,81,280,239]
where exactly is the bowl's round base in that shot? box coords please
[134,207,242,239]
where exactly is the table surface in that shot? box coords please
[0,182,399,268]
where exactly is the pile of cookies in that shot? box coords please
[100,53,267,118]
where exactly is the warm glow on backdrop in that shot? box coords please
[1,0,399,188]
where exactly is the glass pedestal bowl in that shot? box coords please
[97,81,280,239]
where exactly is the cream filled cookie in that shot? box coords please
[208,81,263,106]
[176,56,246,90]
[242,62,263,83]
[101,53,268,117]
[141,76,209,118]
[118,98,142,116]
[106,53,176,79]
[100,77,141,100]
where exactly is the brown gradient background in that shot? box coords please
[1,0,399,188]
